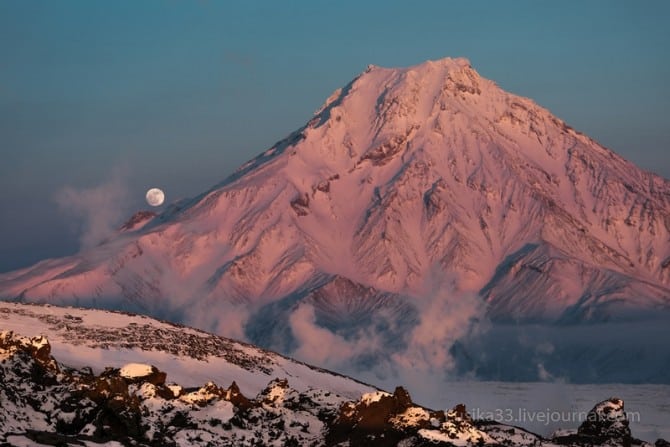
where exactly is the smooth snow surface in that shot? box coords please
[119,363,153,378]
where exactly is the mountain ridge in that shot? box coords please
[1,56,670,382]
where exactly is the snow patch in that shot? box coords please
[360,390,391,405]
[119,363,153,379]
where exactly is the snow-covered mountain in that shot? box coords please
[0,302,662,446]
[2,57,670,382]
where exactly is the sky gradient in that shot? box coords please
[1,0,669,272]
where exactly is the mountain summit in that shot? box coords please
[2,57,670,379]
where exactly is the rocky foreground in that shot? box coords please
[0,331,665,447]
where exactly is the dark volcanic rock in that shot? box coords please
[578,397,631,441]
[226,381,253,410]
[327,386,484,447]
[120,210,156,231]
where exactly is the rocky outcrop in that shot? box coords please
[0,331,57,371]
[0,332,344,446]
[578,397,631,441]
[550,397,657,447]
[328,386,492,446]
[120,210,156,232]
[0,332,662,446]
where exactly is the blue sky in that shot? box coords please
[1,0,669,272]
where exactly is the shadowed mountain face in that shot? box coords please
[2,58,670,382]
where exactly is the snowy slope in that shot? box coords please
[1,57,670,381]
[0,301,372,399]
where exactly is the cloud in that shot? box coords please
[285,269,489,382]
[391,275,488,373]
[289,303,357,366]
[185,298,251,342]
[55,166,130,249]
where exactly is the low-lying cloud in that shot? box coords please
[391,276,487,373]
[284,271,489,382]
[288,302,394,373]
[55,167,130,249]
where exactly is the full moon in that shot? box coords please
[145,188,165,207]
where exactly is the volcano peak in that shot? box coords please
[2,58,669,383]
